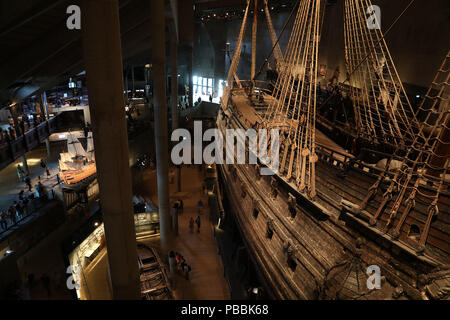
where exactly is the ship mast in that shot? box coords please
[261,0,322,199]
[251,0,258,81]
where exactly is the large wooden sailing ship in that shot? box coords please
[217,0,449,299]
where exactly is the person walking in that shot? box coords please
[189,217,194,233]
[195,215,201,233]
[22,196,29,216]
[8,205,16,225]
[25,176,32,192]
[0,210,7,230]
[17,164,25,181]
[40,159,47,171]
[14,201,23,220]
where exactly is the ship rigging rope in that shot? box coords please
[223,0,251,105]
[362,50,450,248]
[344,0,419,147]
[253,0,299,81]
[263,0,284,66]
[312,0,417,146]
[260,0,321,198]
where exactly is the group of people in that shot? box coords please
[169,251,192,280]
[1,159,54,232]
[0,190,34,232]
[0,182,48,232]
[189,215,202,234]
[0,113,45,147]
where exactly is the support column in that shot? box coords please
[124,65,130,104]
[171,33,178,132]
[21,155,29,176]
[81,0,140,300]
[188,46,194,107]
[41,92,49,121]
[131,65,135,98]
[45,138,51,158]
[9,104,19,136]
[151,0,173,253]
[145,65,151,101]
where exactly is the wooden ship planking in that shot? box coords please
[217,0,450,300]
[137,243,174,300]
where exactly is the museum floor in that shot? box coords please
[79,165,230,300]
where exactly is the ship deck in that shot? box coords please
[230,93,354,161]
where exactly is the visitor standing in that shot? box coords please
[0,210,7,230]
[17,164,24,181]
[25,176,32,192]
[189,217,194,233]
[8,205,16,225]
[195,215,201,233]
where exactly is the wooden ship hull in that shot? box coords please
[137,244,173,300]
[60,161,97,185]
[217,91,450,300]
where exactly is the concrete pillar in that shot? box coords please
[81,0,140,300]
[171,34,178,132]
[188,46,194,107]
[83,107,91,126]
[144,65,151,101]
[131,65,135,98]
[9,105,20,135]
[21,155,29,175]
[124,65,129,104]
[151,0,173,254]
[45,138,51,158]
[41,92,49,120]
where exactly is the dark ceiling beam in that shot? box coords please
[0,0,137,91]
[0,0,69,37]
[6,1,155,102]
[195,0,246,11]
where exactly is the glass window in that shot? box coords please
[203,78,207,86]
[198,77,203,85]
[208,78,213,87]
[193,76,198,85]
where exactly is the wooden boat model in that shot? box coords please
[59,132,97,185]
[217,0,449,300]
